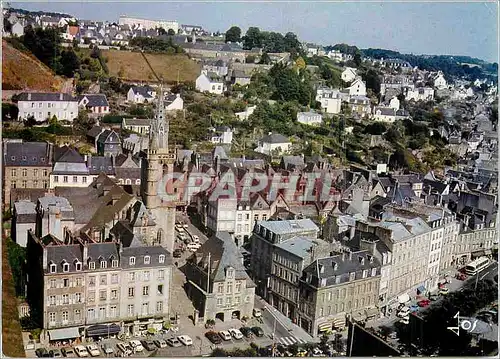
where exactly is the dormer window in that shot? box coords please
[89,262,96,270]
[159,255,165,264]
[144,256,151,264]
[100,260,107,269]
[226,267,234,278]
[112,259,118,268]
[11,156,15,161]
[129,257,136,266]
[49,262,57,273]
[22,156,27,161]
[75,261,82,271]
[62,261,70,272]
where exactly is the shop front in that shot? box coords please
[47,326,82,346]
[86,323,121,339]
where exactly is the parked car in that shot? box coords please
[439,287,450,295]
[456,272,467,280]
[141,340,157,351]
[86,344,100,357]
[50,349,62,357]
[74,346,89,358]
[253,308,262,317]
[240,327,254,338]
[35,348,51,358]
[228,328,244,340]
[205,331,222,344]
[101,344,114,355]
[153,339,168,349]
[173,249,182,258]
[388,332,398,340]
[192,235,200,243]
[61,348,76,357]
[312,347,324,356]
[129,340,144,352]
[166,337,182,347]
[251,326,264,337]
[397,307,410,318]
[116,343,132,356]
[417,299,431,307]
[400,316,410,325]
[182,223,189,229]
[177,335,193,346]
[219,330,232,341]
[175,224,184,230]
[429,294,439,301]
[187,242,201,252]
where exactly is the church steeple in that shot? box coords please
[149,85,169,151]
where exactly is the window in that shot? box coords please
[73,176,78,183]
[142,286,149,296]
[50,263,57,273]
[218,283,224,293]
[144,256,151,264]
[43,180,48,188]
[22,180,27,188]
[142,302,149,315]
[99,307,106,319]
[217,298,223,306]
[227,284,233,294]
[43,169,48,176]
[49,295,56,305]
[75,293,82,303]
[159,255,165,264]
[238,214,242,221]
[89,262,95,270]
[99,290,107,301]
[63,278,69,287]
[100,260,107,269]
[62,262,69,272]
[62,294,69,304]
[349,272,356,281]
[110,305,117,318]
[75,262,82,271]
[144,271,150,281]
[111,274,118,284]
[63,176,68,183]
[158,270,165,280]
[362,270,368,278]
[39,102,42,108]
[22,168,27,177]
[111,289,118,300]
[129,257,136,265]
[127,304,134,316]
[76,277,83,286]
[88,291,95,302]
[156,301,163,313]
[226,297,232,305]
[262,214,267,221]
[62,311,69,322]
[89,276,96,287]
[128,272,135,282]
[112,260,118,268]
[157,284,163,295]
[54,176,59,183]
[100,275,107,285]
[11,181,17,188]
[49,312,56,323]
[128,287,135,298]
[236,283,241,293]
[82,177,87,184]
[75,309,81,321]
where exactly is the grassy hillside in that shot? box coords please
[2,40,64,91]
[98,49,201,83]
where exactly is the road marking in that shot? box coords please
[480,271,491,280]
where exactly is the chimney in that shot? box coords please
[28,93,32,101]
[111,155,116,168]
[358,256,365,265]
[60,93,64,101]
[83,241,88,262]
[341,252,346,261]
[348,251,352,261]
[87,153,92,168]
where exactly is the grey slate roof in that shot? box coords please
[123,118,151,127]
[257,219,319,235]
[97,129,121,145]
[275,236,321,259]
[46,244,83,274]
[260,133,290,144]
[17,92,77,102]
[88,156,115,175]
[87,125,104,139]
[130,86,154,98]
[86,242,119,265]
[14,200,37,223]
[121,246,172,269]
[3,141,51,167]
[78,94,109,107]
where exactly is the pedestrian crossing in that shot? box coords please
[278,336,308,346]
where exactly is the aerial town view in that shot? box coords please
[1,1,498,357]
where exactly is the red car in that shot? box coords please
[417,299,431,307]
[456,273,467,281]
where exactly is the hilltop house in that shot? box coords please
[164,93,184,111]
[127,86,157,103]
[255,133,291,155]
[346,78,367,97]
[341,67,357,83]
[77,94,110,115]
[297,111,323,126]
[17,93,79,122]
[195,70,225,94]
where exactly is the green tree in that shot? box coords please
[4,18,12,33]
[22,25,62,72]
[242,27,262,50]
[354,51,362,67]
[361,69,381,94]
[167,28,175,36]
[259,52,271,64]
[6,238,26,297]
[225,26,242,43]
[59,49,80,77]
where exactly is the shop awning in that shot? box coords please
[398,293,410,304]
[352,311,366,322]
[318,322,332,331]
[86,324,121,337]
[485,250,492,255]
[417,286,426,293]
[48,327,80,341]
[332,317,345,328]
[365,307,379,318]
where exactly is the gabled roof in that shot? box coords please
[54,146,85,164]
[260,133,290,144]
[78,94,109,107]
[97,129,121,144]
[130,86,155,98]
[3,141,51,167]
[17,92,77,102]
[87,125,104,139]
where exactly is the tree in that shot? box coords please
[242,27,262,50]
[59,49,80,77]
[4,17,12,33]
[225,26,241,43]
[245,55,256,63]
[362,69,381,94]
[295,56,306,71]
[24,115,37,128]
[354,51,362,67]
[22,25,62,72]
[167,28,175,36]
[259,52,271,64]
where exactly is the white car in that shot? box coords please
[400,317,410,325]
[177,335,193,346]
[253,308,262,317]
[228,328,243,340]
[86,344,100,357]
[175,224,183,230]
[192,235,200,243]
[101,344,114,355]
[219,330,232,341]
[182,224,189,229]
[74,346,89,358]
[187,242,201,252]
[397,307,410,318]
[129,340,144,352]
[116,343,132,356]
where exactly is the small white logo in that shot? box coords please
[447,312,478,336]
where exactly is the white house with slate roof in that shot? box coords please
[341,67,357,83]
[122,118,151,135]
[255,133,291,155]
[164,93,184,111]
[50,147,90,189]
[17,92,79,122]
[77,94,110,115]
[127,86,157,103]
[195,70,225,94]
[184,232,256,322]
[12,200,37,247]
[346,78,367,96]
[373,106,410,123]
